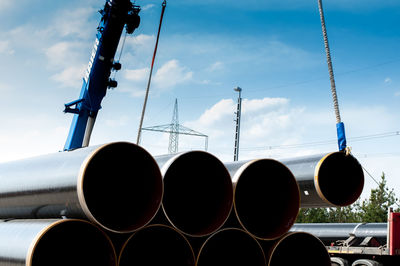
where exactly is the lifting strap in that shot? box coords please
[317,0,347,152]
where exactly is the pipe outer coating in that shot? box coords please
[0,219,116,266]
[0,142,163,233]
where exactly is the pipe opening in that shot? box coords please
[162,151,233,237]
[196,228,266,266]
[234,159,299,240]
[31,220,116,266]
[118,225,195,266]
[316,152,364,206]
[267,232,331,266]
[82,142,163,233]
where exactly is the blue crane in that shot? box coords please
[63,0,141,150]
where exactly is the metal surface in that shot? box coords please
[118,224,195,266]
[196,228,266,266]
[262,232,331,266]
[224,159,300,240]
[155,151,233,237]
[279,151,364,207]
[233,86,242,161]
[291,223,388,245]
[0,142,163,233]
[0,219,116,266]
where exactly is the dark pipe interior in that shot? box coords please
[118,225,195,266]
[234,159,299,240]
[83,142,163,232]
[32,221,116,266]
[162,151,233,236]
[267,232,331,266]
[196,228,266,266]
[317,152,364,206]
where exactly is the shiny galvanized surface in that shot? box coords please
[154,151,233,237]
[291,223,387,245]
[0,219,116,266]
[0,142,163,233]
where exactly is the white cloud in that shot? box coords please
[121,60,193,97]
[124,68,149,82]
[51,65,86,88]
[105,115,130,127]
[153,60,193,89]
[0,0,12,11]
[0,83,12,93]
[208,61,224,72]
[0,40,14,55]
[48,7,96,40]
[127,34,155,47]
[385,77,392,84]
[142,4,155,11]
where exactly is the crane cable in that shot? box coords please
[137,0,167,145]
[317,0,348,153]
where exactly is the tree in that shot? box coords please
[358,172,399,222]
[296,208,329,223]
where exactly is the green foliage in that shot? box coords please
[296,172,399,223]
[358,173,399,222]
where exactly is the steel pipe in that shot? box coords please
[291,223,387,245]
[0,219,116,266]
[196,228,266,266]
[155,151,233,237]
[118,224,195,266]
[262,232,331,266]
[224,159,300,240]
[0,142,163,233]
[280,151,364,207]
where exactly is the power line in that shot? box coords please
[241,131,400,151]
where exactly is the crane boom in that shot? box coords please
[64,0,141,151]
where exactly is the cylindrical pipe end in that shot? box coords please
[315,152,364,206]
[161,151,233,237]
[196,228,266,266]
[265,232,331,266]
[29,219,116,266]
[79,142,163,233]
[118,224,195,266]
[233,159,300,240]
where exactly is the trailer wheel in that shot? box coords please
[331,257,349,266]
[351,259,382,266]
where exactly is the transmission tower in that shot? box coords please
[141,99,208,154]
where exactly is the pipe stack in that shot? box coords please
[0,143,364,265]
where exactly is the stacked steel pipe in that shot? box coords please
[0,144,364,266]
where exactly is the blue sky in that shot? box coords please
[0,0,399,200]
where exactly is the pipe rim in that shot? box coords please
[118,223,195,266]
[233,159,300,240]
[196,227,266,266]
[161,151,233,237]
[77,141,163,233]
[26,219,117,266]
[314,151,364,207]
[267,231,330,266]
